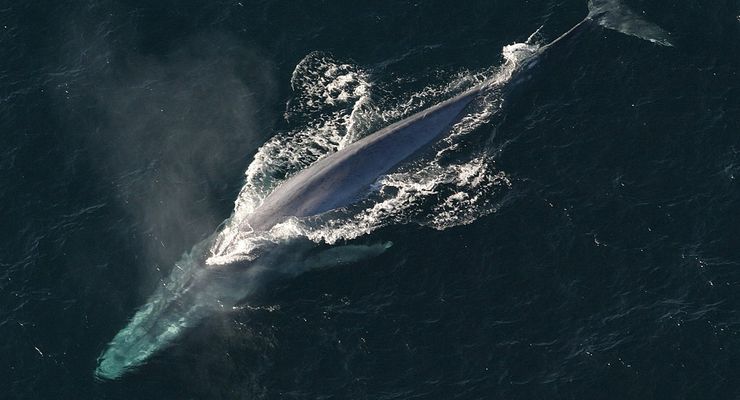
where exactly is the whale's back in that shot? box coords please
[246,87,481,231]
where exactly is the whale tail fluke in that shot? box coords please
[587,0,673,46]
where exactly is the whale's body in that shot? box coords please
[95,0,673,380]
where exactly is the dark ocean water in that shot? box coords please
[2,0,740,398]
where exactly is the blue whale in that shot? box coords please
[95,0,672,380]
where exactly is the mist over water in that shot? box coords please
[2,0,740,398]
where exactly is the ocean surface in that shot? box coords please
[2,0,740,398]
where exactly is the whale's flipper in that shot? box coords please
[304,242,393,270]
[588,0,673,46]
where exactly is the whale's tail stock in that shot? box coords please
[587,0,673,46]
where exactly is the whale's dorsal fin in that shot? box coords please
[588,0,673,46]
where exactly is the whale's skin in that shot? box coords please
[246,88,482,231]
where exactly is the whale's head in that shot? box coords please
[94,239,264,380]
[95,297,185,380]
[95,257,212,380]
[94,229,372,379]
